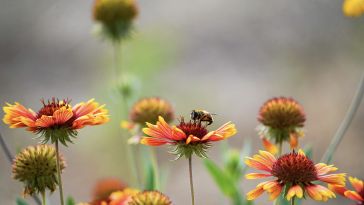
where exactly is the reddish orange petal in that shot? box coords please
[246,186,265,200]
[142,116,186,142]
[245,173,272,179]
[262,138,278,155]
[3,102,36,129]
[202,122,237,141]
[268,184,282,200]
[315,163,338,175]
[344,190,363,201]
[140,137,169,146]
[289,132,298,149]
[319,173,346,186]
[349,177,364,193]
[35,115,55,128]
[328,184,347,196]
[72,99,109,129]
[53,107,73,125]
[245,157,272,172]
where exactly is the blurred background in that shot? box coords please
[1,0,364,204]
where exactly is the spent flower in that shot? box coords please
[245,150,345,202]
[12,145,66,196]
[257,97,305,153]
[93,0,138,41]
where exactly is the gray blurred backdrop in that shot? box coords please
[1,0,364,204]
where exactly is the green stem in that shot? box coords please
[149,147,160,189]
[41,192,46,205]
[0,132,42,205]
[278,141,283,156]
[55,140,65,205]
[321,73,364,164]
[188,157,195,205]
[291,197,295,205]
[112,41,139,188]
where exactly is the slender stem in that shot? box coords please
[277,141,283,156]
[321,73,364,163]
[149,147,160,189]
[291,197,295,205]
[188,157,195,205]
[55,140,65,205]
[0,132,42,205]
[41,192,46,205]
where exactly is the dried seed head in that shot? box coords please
[128,191,172,205]
[12,145,66,195]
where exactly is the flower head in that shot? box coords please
[330,176,364,204]
[141,116,237,159]
[128,191,172,205]
[258,97,306,151]
[3,98,109,145]
[93,0,138,40]
[130,97,174,125]
[343,0,364,17]
[12,145,66,196]
[245,150,345,202]
[91,178,127,204]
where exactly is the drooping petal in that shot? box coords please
[246,186,265,201]
[201,122,237,141]
[268,184,282,201]
[286,185,303,200]
[3,102,37,129]
[328,184,347,197]
[319,173,346,186]
[261,137,278,155]
[344,190,364,201]
[306,185,336,201]
[348,177,364,193]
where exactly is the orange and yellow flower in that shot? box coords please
[257,97,306,153]
[91,178,127,205]
[108,188,140,205]
[3,98,109,145]
[141,116,237,158]
[128,191,172,205]
[330,176,364,204]
[343,0,364,17]
[245,150,345,202]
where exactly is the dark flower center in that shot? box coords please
[37,98,71,118]
[177,117,208,139]
[271,152,317,185]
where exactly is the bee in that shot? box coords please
[190,109,216,125]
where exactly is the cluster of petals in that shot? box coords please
[3,99,109,132]
[245,150,346,202]
[140,116,237,146]
[330,176,364,204]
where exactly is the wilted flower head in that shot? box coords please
[3,98,109,145]
[12,145,66,196]
[343,0,364,17]
[128,191,172,205]
[330,176,364,204]
[91,178,127,204]
[93,0,138,40]
[245,150,345,202]
[258,97,306,151]
[130,97,174,125]
[141,116,237,159]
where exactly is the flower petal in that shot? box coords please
[328,184,347,197]
[315,163,338,175]
[246,186,265,201]
[72,99,109,129]
[349,176,364,193]
[140,137,169,146]
[286,185,303,200]
[245,173,272,179]
[53,107,73,125]
[261,137,278,155]
[319,173,346,186]
[35,115,55,128]
[3,102,37,129]
[344,190,364,201]
[202,121,237,141]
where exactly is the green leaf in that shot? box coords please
[203,159,237,197]
[144,160,156,191]
[66,196,76,205]
[16,198,29,205]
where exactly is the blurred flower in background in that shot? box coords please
[330,176,364,204]
[91,178,127,205]
[343,0,364,17]
[128,191,172,205]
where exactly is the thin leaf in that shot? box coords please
[16,198,29,205]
